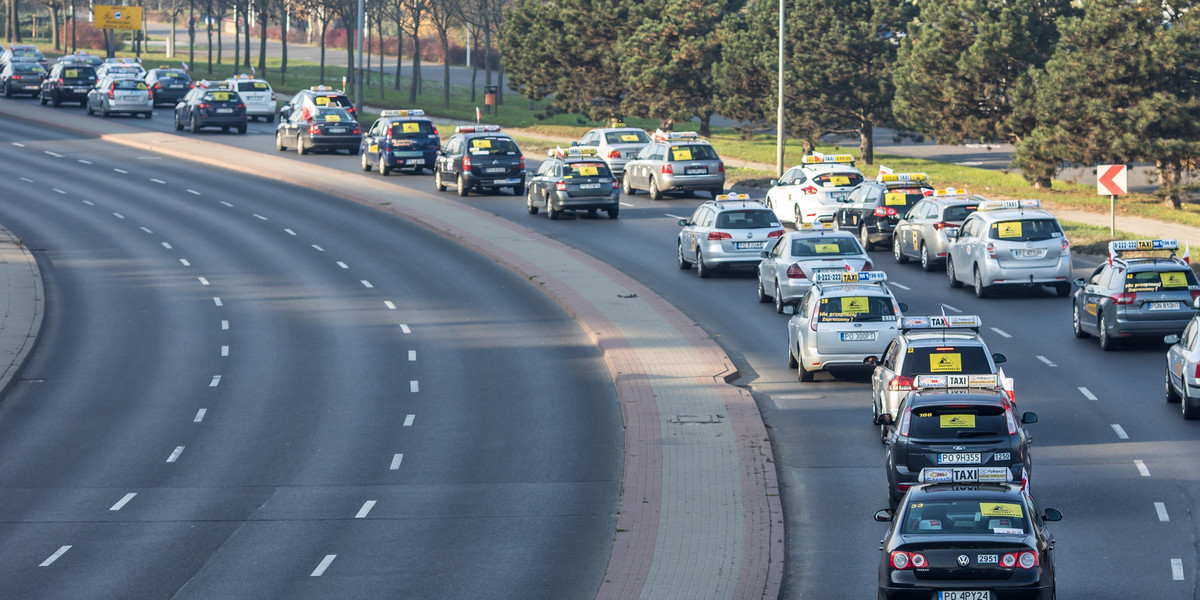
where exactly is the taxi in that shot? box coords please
[174,82,247,133]
[95,57,145,80]
[276,104,361,154]
[755,222,872,314]
[526,146,620,219]
[1166,302,1200,418]
[575,125,651,178]
[1,59,44,97]
[55,50,104,68]
[871,316,1008,437]
[946,199,1072,297]
[883,374,1038,505]
[834,171,933,250]
[145,67,192,105]
[892,188,982,271]
[224,74,276,121]
[766,152,865,225]
[87,76,153,119]
[433,125,526,197]
[623,130,725,199]
[875,484,1061,600]
[1073,239,1199,350]
[677,194,784,277]
[280,85,356,121]
[785,271,906,382]
[360,109,440,175]
[40,62,96,106]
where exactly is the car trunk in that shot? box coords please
[813,294,896,353]
[902,540,1031,581]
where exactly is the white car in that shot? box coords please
[1166,304,1200,418]
[766,153,864,225]
[786,271,905,382]
[756,223,872,314]
[225,74,276,121]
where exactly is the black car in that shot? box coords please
[279,85,357,121]
[835,172,934,250]
[433,125,526,197]
[39,63,97,106]
[882,376,1037,505]
[1,60,44,97]
[875,484,1060,600]
[173,86,248,134]
[56,52,104,68]
[275,105,362,154]
[359,109,440,175]
[526,146,620,219]
[144,68,193,106]
[1,45,46,70]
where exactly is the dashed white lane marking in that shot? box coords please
[620,202,634,207]
[11,142,24,147]
[1078,387,1097,401]
[1156,502,1170,522]
[187,189,201,196]
[39,546,71,567]
[221,320,229,330]
[1111,424,1129,440]
[44,150,63,158]
[180,259,190,266]
[384,301,396,310]
[52,188,65,195]
[311,245,326,252]
[1036,355,1057,367]
[1173,558,1185,580]
[939,303,963,313]
[18,177,34,183]
[77,159,92,164]
[219,201,234,207]
[112,212,125,219]
[400,324,411,334]
[404,414,415,427]
[162,242,172,249]
[336,261,349,269]
[150,178,166,184]
[1136,460,1151,477]
[198,277,210,286]
[82,200,94,206]
[408,351,416,361]
[213,297,223,306]
[410,380,419,393]
[221,345,229,357]
[389,454,404,470]
[109,493,137,511]
[990,327,1012,338]
[137,157,162,160]
[284,228,296,236]
[361,280,374,288]
[310,554,337,577]
[209,375,221,387]
[355,500,376,519]
[113,168,128,174]
[665,213,685,219]
[140,226,153,234]
[253,214,268,221]
[166,446,185,463]
[194,408,207,423]
[890,282,911,291]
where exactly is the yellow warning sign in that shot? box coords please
[314,96,330,105]
[940,414,975,428]
[93,5,143,30]
[885,192,906,206]
[980,503,1023,518]
[621,134,639,142]
[324,114,342,122]
[1162,272,1188,288]
[402,122,420,133]
[997,221,1023,238]
[830,176,850,186]
[578,166,599,177]
[841,297,869,313]
[814,243,838,254]
[472,139,492,149]
[672,149,693,161]
[930,353,962,372]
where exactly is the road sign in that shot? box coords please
[93,5,143,30]
[1097,164,1128,195]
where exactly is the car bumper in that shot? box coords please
[979,255,1072,286]
[383,151,436,168]
[7,82,41,94]
[197,115,248,127]
[604,158,630,176]
[867,221,897,242]
[306,134,362,149]
[879,585,1051,600]
[245,104,275,116]
[1112,315,1193,337]
[801,345,891,371]
[550,191,619,210]
[154,90,189,103]
[775,276,813,303]
[699,240,768,268]
[105,102,153,113]
[464,174,524,188]
[51,88,89,101]
[660,173,725,191]
[925,232,955,259]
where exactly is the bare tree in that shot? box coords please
[390,0,404,90]
[255,0,268,75]
[36,0,62,50]
[427,0,460,109]
[398,0,428,103]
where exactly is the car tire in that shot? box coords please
[434,169,446,192]
[101,107,110,118]
[1072,303,1090,338]
[39,92,46,105]
[947,256,963,288]
[222,126,230,134]
[360,152,371,171]
[145,112,153,119]
[86,101,94,115]
[696,250,711,278]
[190,114,200,133]
[649,177,662,201]
[237,124,246,134]
[379,155,391,176]
[3,86,9,98]
[173,114,183,131]
[547,195,560,220]
[973,267,990,298]
[526,189,539,215]
[757,277,770,304]
[859,225,872,251]
[1167,367,1183,403]
[1098,312,1116,351]
[709,187,723,199]
[457,173,469,197]
[622,176,636,195]
[1054,282,1071,297]
[920,243,934,271]
[798,355,814,382]
[513,184,525,197]
[893,236,908,263]
[297,137,308,155]
[1183,392,1199,420]
[266,113,274,123]
[677,242,691,270]
[51,92,61,107]
[276,132,287,151]
[787,342,798,368]
[607,206,619,219]
[774,281,785,313]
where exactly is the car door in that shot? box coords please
[907,202,935,257]
[759,236,784,289]
[530,159,552,199]
[1078,265,1111,332]
[947,216,978,276]
[872,339,901,418]
[837,186,863,228]
[769,168,796,219]
[1168,321,1194,393]
[362,119,381,161]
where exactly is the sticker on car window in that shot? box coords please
[830,176,850,186]
[315,96,330,105]
[980,503,1023,518]
[578,166,599,176]
[940,414,975,428]
[840,297,869,313]
[254,82,268,89]
[929,353,962,372]
[136,82,147,90]
[210,92,230,101]
[672,149,692,161]
[621,134,639,142]
[997,222,1022,238]
[1162,272,1188,288]
[324,114,342,122]
[64,69,78,78]
[885,192,906,206]
[472,139,492,149]
[814,243,839,253]
[402,122,420,133]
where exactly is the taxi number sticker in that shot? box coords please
[930,353,962,372]
[1162,272,1188,287]
[254,82,268,89]
[672,149,692,161]
[315,96,330,105]
[402,122,420,133]
[136,82,147,90]
[578,166,599,176]
[814,243,839,254]
[210,92,230,101]
[830,176,850,186]
[997,221,1022,238]
[841,297,869,313]
[884,192,906,206]
[324,114,342,122]
[940,414,975,428]
[621,134,639,142]
[472,139,492,149]
[369,144,378,153]
[980,502,1023,518]
[64,69,78,78]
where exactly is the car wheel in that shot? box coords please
[774,281,785,313]
[456,173,469,197]
[1072,303,1090,338]
[920,243,934,271]
[607,206,619,219]
[893,236,908,263]
[379,154,391,176]
[1098,312,1116,351]
[1167,367,1183,403]
[39,92,47,105]
[1183,391,1199,419]
[709,187,723,198]
[3,85,9,98]
[513,183,525,197]
[360,152,371,171]
[787,341,798,368]
[859,225,872,251]
[101,106,110,118]
[622,175,636,195]
[86,101,94,115]
[794,204,803,225]
[266,113,274,123]
[221,126,230,134]
[173,114,183,131]
[798,354,814,382]
[236,124,246,134]
[434,169,446,192]
[145,111,153,119]
[677,242,691,270]
[947,256,963,288]
[547,195,560,220]
[276,132,287,151]
[1054,282,1071,297]
[973,267,990,298]
[526,189,539,215]
[757,277,770,303]
[190,114,200,133]
[297,137,308,155]
[649,177,662,201]
[696,250,711,278]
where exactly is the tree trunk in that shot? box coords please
[242,2,250,70]
[50,6,59,50]
[365,22,371,87]
[233,2,240,70]
[392,8,401,90]
[318,16,326,80]
[1158,159,1184,209]
[280,6,287,83]
[440,34,449,108]
[377,19,384,98]
[699,112,711,137]
[257,4,266,75]
[408,32,420,104]
[211,8,218,74]
[859,117,874,165]
[187,0,194,70]
[344,20,354,97]
[70,2,76,52]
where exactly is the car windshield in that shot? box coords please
[715,210,776,229]
[1124,269,1198,292]
[907,404,1008,439]
[605,130,649,144]
[901,499,1030,535]
[667,144,718,161]
[901,346,993,376]
[813,172,864,188]
[791,236,861,257]
[468,136,519,155]
[565,161,611,178]
[943,204,979,222]
[112,79,148,90]
[236,81,270,92]
[987,218,1062,242]
[816,295,895,323]
[389,120,435,137]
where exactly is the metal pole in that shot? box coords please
[355,0,364,113]
[775,0,785,178]
[1110,194,1116,236]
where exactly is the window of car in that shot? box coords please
[907,403,1009,439]
[863,185,884,206]
[13,63,42,74]
[466,136,519,155]
[666,143,718,162]
[565,161,611,178]
[700,208,716,227]
[812,171,863,188]
[312,107,353,123]
[986,218,1063,242]
[791,236,861,257]
[879,186,928,209]
[942,203,978,222]
[900,345,993,376]
[389,120,434,137]
[1123,268,1198,293]
[235,80,270,92]
[203,90,238,102]
[958,217,979,238]
[605,130,649,144]
[156,69,188,79]
[882,340,900,369]
[815,295,896,323]
[1182,321,1198,350]
[444,137,462,155]
[901,499,1030,535]
[112,78,148,90]
[716,209,777,229]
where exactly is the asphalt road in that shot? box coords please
[7,95,1200,598]
[0,114,622,599]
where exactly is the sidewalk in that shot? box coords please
[0,226,45,404]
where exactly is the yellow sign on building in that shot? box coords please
[93,5,143,30]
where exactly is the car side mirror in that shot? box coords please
[570,141,578,147]
[877,413,893,426]
[874,509,894,522]
[992,353,1007,365]
[1073,277,1086,288]
[1042,508,1062,522]
[1021,411,1038,424]
[898,303,909,312]
[945,228,960,239]
[782,304,796,315]
[677,219,688,227]
[1194,296,1200,309]
[1166,334,1181,345]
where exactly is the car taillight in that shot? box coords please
[1191,290,1200,303]
[801,185,818,195]
[662,164,673,174]
[612,180,619,189]
[107,84,115,99]
[1111,292,1137,305]
[347,106,356,114]
[707,231,732,241]
[932,221,947,230]
[890,550,925,569]
[608,150,620,159]
[898,406,913,436]
[147,90,154,99]
[352,127,362,134]
[433,126,439,135]
[1001,553,1017,568]
[271,92,276,101]
[238,103,246,110]
[786,264,806,279]
[1194,362,1200,378]
[874,206,897,217]
[153,82,161,89]
[189,81,195,88]
[10,75,20,80]
[887,376,914,392]
[463,154,472,169]
[1061,238,1070,251]
[519,155,525,170]
[555,181,567,191]
[985,242,997,258]
[308,123,321,135]
[768,229,784,238]
[863,261,873,271]
[198,102,210,110]
[718,161,725,173]
[1005,407,1018,435]
[57,77,63,85]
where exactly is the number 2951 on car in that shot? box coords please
[939,591,989,600]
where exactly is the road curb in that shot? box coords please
[0,226,45,407]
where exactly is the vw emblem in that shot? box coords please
[746,232,753,239]
[957,555,970,567]
[952,445,966,451]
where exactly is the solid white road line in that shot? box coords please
[665,213,685,219]
[1111,424,1129,440]
[39,546,71,566]
[194,408,207,423]
[180,259,190,266]
[390,454,404,470]
[284,228,296,236]
[410,380,419,393]
[82,200,94,206]
[186,189,201,195]
[890,282,911,291]
[52,188,66,195]
[1036,355,1057,367]
[336,261,348,269]
[311,554,336,577]
[408,351,416,361]
[221,346,229,357]
[162,242,172,249]
[1078,387,1097,401]
[219,201,233,207]
[166,446,185,462]
[44,151,63,158]
[18,177,34,183]
[140,226,153,234]
[1136,460,1151,477]
[384,301,396,310]
[620,202,634,207]
[113,168,128,174]
[312,244,325,252]
[109,493,137,511]
[1173,558,1185,580]
[400,324,411,334]
[198,277,210,286]
[1156,502,1170,522]
[221,319,229,330]
[77,159,92,164]
[939,303,962,313]
[355,500,376,519]
[989,327,1012,338]
[150,178,166,184]
[209,375,221,387]
[11,142,24,147]
[361,280,373,288]
[112,212,125,219]
[404,414,415,427]
[253,214,268,221]
[213,297,223,306]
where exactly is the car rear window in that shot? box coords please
[715,209,777,229]
[108,67,142,76]
[61,67,95,79]
[565,161,612,178]
[667,144,718,161]
[791,236,861,257]
[389,120,435,137]
[468,136,519,155]
[987,218,1062,242]
[605,130,649,144]
[311,94,352,108]
[816,295,896,323]
[157,70,188,79]
[314,107,354,123]
[14,63,43,74]
[813,172,864,188]
[907,404,1008,439]
[236,81,270,91]
[1124,269,1198,292]
[901,346,992,376]
[942,204,978,222]
[204,90,238,102]
[112,79,148,90]
[881,187,929,208]
[901,499,1029,535]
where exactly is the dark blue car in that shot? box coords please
[359,109,441,176]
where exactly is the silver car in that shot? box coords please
[677,194,784,277]
[623,130,725,200]
[892,191,983,271]
[945,199,1073,297]
[756,225,872,314]
[87,76,153,118]
[225,75,276,121]
[95,60,145,80]
[1166,307,1200,418]
[576,126,651,178]
[765,153,864,225]
[785,271,903,382]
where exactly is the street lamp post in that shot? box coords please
[355,0,364,113]
[776,0,785,178]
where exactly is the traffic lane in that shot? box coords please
[0,123,622,598]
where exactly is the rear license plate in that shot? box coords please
[685,166,707,175]
[122,95,139,101]
[733,241,764,250]
[840,331,876,341]
[484,167,506,174]
[1149,302,1179,311]
[401,159,421,165]
[939,592,989,600]
[1014,249,1045,258]
[328,127,346,133]
[216,108,233,113]
[579,183,601,190]
[829,194,846,201]
[938,453,981,465]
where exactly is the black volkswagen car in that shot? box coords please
[144,68,193,106]
[275,105,361,154]
[39,63,96,106]
[835,172,934,250]
[433,125,525,197]
[875,484,1061,599]
[173,85,247,134]
[1,60,44,97]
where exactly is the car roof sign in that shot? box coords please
[812,271,887,284]
[900,315,982,330]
